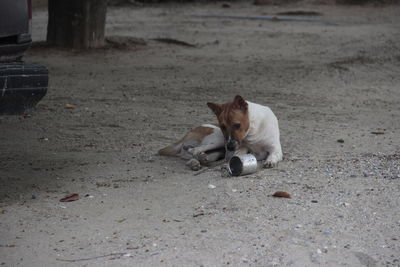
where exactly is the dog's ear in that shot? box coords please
[233,95,248,111]
[207,102,222,116]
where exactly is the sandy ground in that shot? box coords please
[1,1,400,266]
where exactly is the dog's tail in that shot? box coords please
[158,141,183,156]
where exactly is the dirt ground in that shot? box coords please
[1,1,400,266]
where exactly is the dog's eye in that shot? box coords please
[220,125,226,131]
[234,123,241,130]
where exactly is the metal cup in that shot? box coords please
[228,154,258,176]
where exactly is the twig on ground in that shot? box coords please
[193,161,225,176]
[56,252,126,262]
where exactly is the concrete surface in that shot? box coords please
[1,1,399,266]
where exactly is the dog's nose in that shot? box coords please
[226,142,236,151]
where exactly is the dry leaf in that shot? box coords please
[60,193,80,202]
[272,191,292,198]
[64,104,76,109]
[19,114,31,119]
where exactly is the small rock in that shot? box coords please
[220,164,231,177]
[208,184,216,189]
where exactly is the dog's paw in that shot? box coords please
[263,151,282,168]
[196,152,209,166]
[186,159,202,171]
[263,160,278,168]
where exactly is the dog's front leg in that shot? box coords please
[233,146,249,156]
[263,146,283,168]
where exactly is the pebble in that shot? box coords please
[220,165,231,177]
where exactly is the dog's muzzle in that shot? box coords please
[226,142,236,151]
[226,135,239,151]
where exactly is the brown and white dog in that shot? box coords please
[159,95,282,169]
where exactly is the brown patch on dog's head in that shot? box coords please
[207,95,250,151]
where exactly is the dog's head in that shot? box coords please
[207,95,250,152]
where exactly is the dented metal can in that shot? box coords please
[228,154,258,176]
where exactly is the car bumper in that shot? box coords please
[0,62,48,115]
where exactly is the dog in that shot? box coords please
[159,95,282,169]
[207,95,282,168]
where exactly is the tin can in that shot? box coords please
[228,154,258,176]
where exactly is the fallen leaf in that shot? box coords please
[19,114,31,119]
[64,104,76,109]
[272,191,292,198]
[60,193,80,202]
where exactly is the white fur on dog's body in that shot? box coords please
[186,124,225,157]
[238,101,283,166]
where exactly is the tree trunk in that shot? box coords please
[47,0,107,49]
